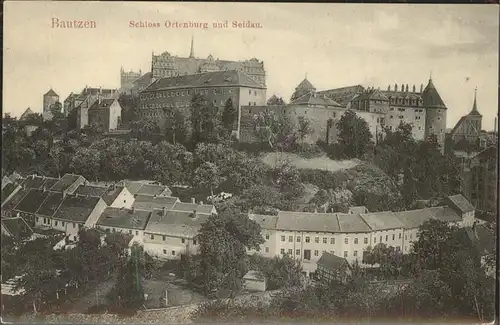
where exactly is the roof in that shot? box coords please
[74,184,110,197]
[243,270,266,281]
[132,195,179,211]
[348,206,369,215]
[35,192,64,217]
[2,183,18,204]
[20,175,56,191]
[446,194,475,213]
[276,211,341,233]
[142,70,265,93]
[469,90,481,116]
[317,251,350,271]
[102,186,127,205]
[316,85,365,107]
[89,98,116,111]
[336,213,372,233]
[145,209,210,237]
[290,92,342,107]
[295,78,316,91]
[19,108,35,120]
[171,202,215,215]
[50,174,85,193]
[425,206,461,223]
[52,195,101,223]
[356,89,389,101]
[44,89,58,97]
[249,214,279,230]
[2,176,13,189]
[422,78,446,108]
[1,217,33,239]
[359,211,405,231]
[13,189,49,214]
[393,208,434,229]
[96,207,151,230]
[136,184,170,196]
[473,224,496,255]
[2,189,28,213]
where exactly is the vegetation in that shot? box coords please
[336,110,373,159]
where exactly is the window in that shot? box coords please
[305,236,310,243]
[62,222,65,226]
[287,249,292,255]
[315,237,319,243]
[36,217,39,222]
[405,235,407,240]
[193,239,197,245]
[249,90,251,95]
[330,238,335,244]
[289,236,293,242]
[280,248,285,255]
[150,234,154,240]
[249,102,252,106]
[296,249,300,255]
[129,230,132,234]
[254,90,257,96]
[136,231,139,236]
[265,247,269,253]
[112,228,116,233]
[55,221,58,226]
[364,238,368,244]
[281,236,285,242]
[296,236,301,242]
[354,238,358,244]
[265,234,269,240]
[399,233,402,239]
[172,251,175,256]
[354,250,358,257]
[163,235,166,241]
[410,234,412,239]
[344,251,348,258]
[392,234,395,240]
[314,250,319,256]
[181,238,185,244]
[345,238,348,244]
[374,237,377,243]
[73,223,76,229]
[385,235,388,242]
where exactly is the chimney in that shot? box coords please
[420,84,423,93]
[394,84,398,92]
[191,197,195,204]
[412,85,416,93]
[388,85,391,91]
[405,84,409,92]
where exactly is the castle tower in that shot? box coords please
[189,36,195,58]
[291,75,316,101]
[422,76,447,152]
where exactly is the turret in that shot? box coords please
[422,76,447,152]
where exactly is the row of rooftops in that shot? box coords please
[250,194,474,234]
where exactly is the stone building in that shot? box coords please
[74,87,119,129]
[449,88,483,143]
[150,37,266,86]
[138,70,267,137]
[88,98,122,131]
[42,89,60,121]
[63,92,80,116]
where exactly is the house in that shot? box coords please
[49,174,86,195]
[88,98,122,132]
[33,191,66,234]
[51,195,107,242]
[143,208,210,260]
[74,184,110,197]
[170,201,217,215]
[11,189,50,226]
[102,185,134,208]
[118,180,172,197]
[96,207,152,240]
[19,175,59,191]
[316,252,352,284]
[243,270,267,292]
[1,217,34,240]
[1,189,28,217]
[444,194,475,227]
[132,194,180,211]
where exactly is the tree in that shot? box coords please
[130,117,159,141]
[164,107,189,145]
[336,110,373,158]
[190,94,222,146]
[221,98,237,135]
[297,116,313,145]
[248,254,303,290]
[193,162,223,199]
[253,110,297,150]
[49,102,64,119]
[198,208,264,296]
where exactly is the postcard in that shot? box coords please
[2,1,498,324]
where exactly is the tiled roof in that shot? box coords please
[171,202,214,215]
[2,183,18,204]
[446,194,475,213]
[393,209,434,229]
[35,192,64,217]
[337,213,372,233]
[359,211,405,231]
[422,78,446,108]
[132,195,179,211]
[1,217,33,239]
[44,89,58,97]
[290,92,342,107]
[317,251,350,271]
[14,189,49,214]
[276,211,341,233]
[316,85,365,107]
[102,186,126,205]
[356,89,389,101]
[43,178,59,190]
[136,184,168,196]
[74,185,110,197]
[145,209,210,237]
[97,207,151,230]
[295,78,315,91]
[50,174,85,193]
[133,72,153,86]
[142,70,264,93]
[89,99,115,111]
[2,189,28,213]
[53,195,100,223]
[119,180,146,195]
[249,214,279,230]
[425,206,461,223]
[20,176,48,190]
[243,270,265,281]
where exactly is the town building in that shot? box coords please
[118,180,172,197]
[96,207,152,239]
[63,93,80,116]
[138,70,266,137]
[316,252,352,284]
[74,87,119,129]
[19,108,35,121]
[42,88,60,121]
[88,98,122,132]
[132,194,180,211]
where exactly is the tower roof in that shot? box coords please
[295,77,316,91]
[469,87,482,116]
[19,107,35,120]
[44,89,58,97]
[422,78,446,108]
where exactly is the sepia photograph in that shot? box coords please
[1,1,498,324]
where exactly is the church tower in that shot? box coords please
[422,76,447,152]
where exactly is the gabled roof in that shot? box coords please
[317,251,350,271]
[88,99,116,111]
[316,85,365,107]
[118,180,171,197]
[20,175,57,191]
[2,183,18,204]
[422,78,446,108]
[52,195,101,223]
[248,214,279,230]
[295,78,316,91]
[142,70,265,93]
[96,207,151,230]
[44,89,58,97]
[132,195,179,211]
[359,211,405,231]
[145,209,210,237]
[446,194,475,213]
[2,176,13,189]
[74,184,110,197]
[356,89,389,101]
[50,174,85,193]
[336,213,372,233]
[290,92,343,107]
[102,186,127,205]
[425,206,461,223]
[2,189,28,213]
[276,211,340,233]
[14,189,50,214]
[393,208,434,229]
[35,192,65,217]
[19,108,35,120]
[170,202,215,215]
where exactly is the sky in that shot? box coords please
[3,2,499,130]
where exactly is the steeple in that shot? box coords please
[189,36,195,58]
[469,87,481,116]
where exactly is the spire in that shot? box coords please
[189,35,195,58]
[469,87,481,116]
